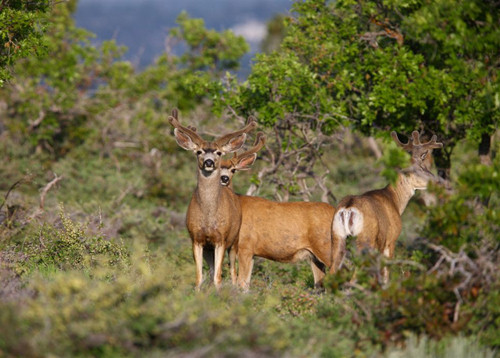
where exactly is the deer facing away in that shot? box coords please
[330,131,443,281]
[220,136,335,291]
[168,109,257,290]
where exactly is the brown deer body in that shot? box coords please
[220,137,335,291]
[330,131,443,281]
[168,109,257,290]
[237,197,335,290]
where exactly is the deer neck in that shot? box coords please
[195,169,222,217]
[388,172,416,215]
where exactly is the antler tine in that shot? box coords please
[422,134,443,149]
[392,130,443,152]
[246,116,256,125]
[220,156,234,169]
[391,131,413,150]
[236,132,266,159]
[411,131,422,146]
[214,117,258,147]
[222,132,266,169]
[167,109,204,145]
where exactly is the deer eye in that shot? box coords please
[231,169,236,173]
[216,151,222,156]
[196,150,202,155]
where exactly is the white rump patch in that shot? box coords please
[333,207,364,239]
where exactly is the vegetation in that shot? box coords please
[0,0,53,86]
[0,0,498,356]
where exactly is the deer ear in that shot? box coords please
[174,128,200,151]
[220,134,247,153]
[234,153,257,171]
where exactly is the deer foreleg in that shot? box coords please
[213,244,225,289]
[193,242,204,291]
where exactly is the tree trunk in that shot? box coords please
[478,133,492,166]
[433,147,452,182]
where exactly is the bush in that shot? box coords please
[0,252,292,357]
[9,207,129,276]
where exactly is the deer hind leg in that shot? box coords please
[310,256,326,288]
[228,246,237,285]
[193,242,204,291]
[237,249,254,292]
[330,207,362,274]
[213,244,225,289]
[381,244,394,285]
[329,231,347,275]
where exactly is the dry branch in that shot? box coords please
[0,175,32,213]
[39,173,63,210]
[423,239,497,322]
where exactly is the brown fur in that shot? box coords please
[168,109,256,290]
[330,131,443,283]
[332,184,402,261]
[236,195,335,291]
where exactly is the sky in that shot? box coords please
[73,0,292,70]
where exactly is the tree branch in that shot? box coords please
[39,173,63,210]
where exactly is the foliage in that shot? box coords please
[322,234,499,351]
[209,0,500,179]
[0,1,128,157]
[261,14,288,54]
[8,207,129,276]
[379,140,412,183]
[0,8,249,158]
[0,2,498,357]
[323,249,457,346]
[422,157,500,250]
[466,280,500,349]
[170,11,249,74]
[0,0,52,85]
[0,246,292,357]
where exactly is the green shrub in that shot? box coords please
[11,207,129,276]
[422,160,500,251]
[0,251,293,357]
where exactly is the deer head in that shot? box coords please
[391,130,443,190]
[220,132,266,187]
[168,109,257,176]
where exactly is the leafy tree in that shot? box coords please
[261,14,288,54]
[0,0,51,86]
[214,0,500,181]
[140,12,250,111]
[170,11,249,75]
[0,0,129,156]
[0,8,250,158]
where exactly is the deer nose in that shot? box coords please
[203,159,215,169]
[221,175,230,185]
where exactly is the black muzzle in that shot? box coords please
[221,175,230,185]
[203,159,215,170]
